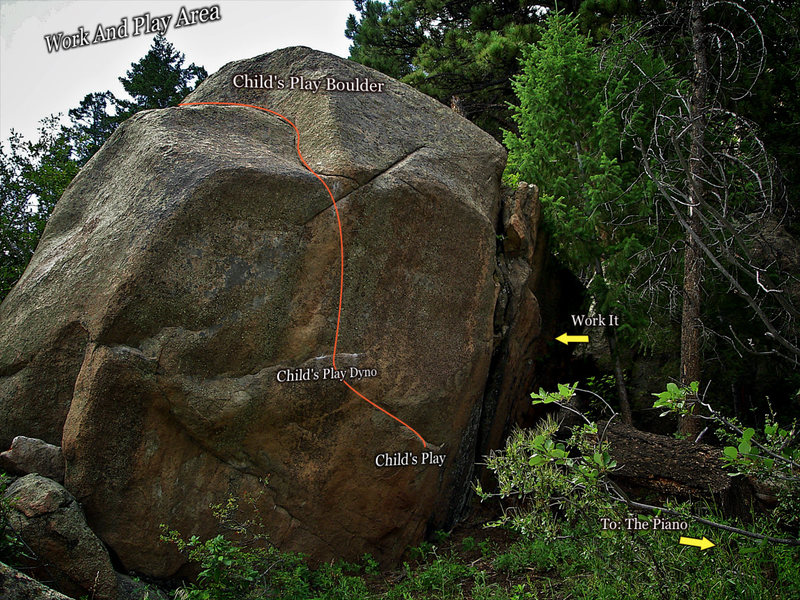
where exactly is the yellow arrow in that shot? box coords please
[556,333,589,345]
[679,536,715,550]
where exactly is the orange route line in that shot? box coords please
[179,101,428,448]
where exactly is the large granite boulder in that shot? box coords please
[0,47,563,577]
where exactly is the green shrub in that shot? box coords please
[0,473,24,565]
[476,381,800,599]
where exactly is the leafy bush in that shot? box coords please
[653,381,800,535]
[0,473,24,564]
[162,485,310,600]
[163,490,380,600]
[476,384,620,540]
[476,381,800,598]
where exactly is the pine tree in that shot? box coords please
[346,0,551,138]
[0,117,79,301]
[1,36,208,300]
[345,0,421,79]
[504,11,670,422]
[67,35,207,164]
[115,34,207,115]
[68,91,120,165]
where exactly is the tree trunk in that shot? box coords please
[606,326,633,424]
[678,0,708,439]
[602,421,756,520]
[593,258,632,424]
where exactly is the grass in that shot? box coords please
[4,467,798,599]
[216,506,795,600]
[303,510,799,600]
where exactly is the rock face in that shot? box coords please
[0,436,65,482]
[0,47,558,576]
[0,560,73,600]
[3,475,117,599]
[480,183,547,451]
[468,183,581,495]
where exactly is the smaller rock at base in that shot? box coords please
[4,474,117,600]
[0,560,72,600]
[0,436,65,483]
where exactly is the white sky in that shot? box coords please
[0,0,355,142]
